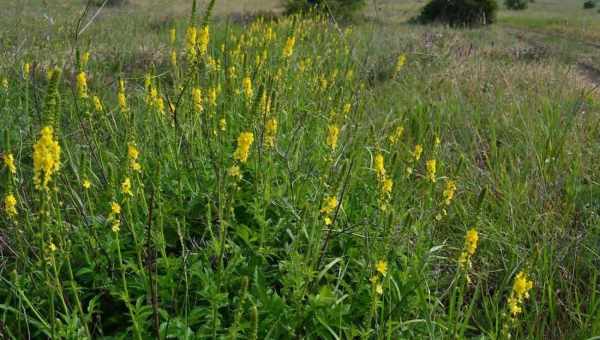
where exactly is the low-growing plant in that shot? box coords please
[418,0,499,26]
[505,0,528,10]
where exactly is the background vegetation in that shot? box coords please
[0,0,599,338]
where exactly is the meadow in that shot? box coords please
[1,0,599,338]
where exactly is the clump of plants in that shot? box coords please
[418,0,499,27]
[505,0,528,10]
[583,0,596,9]
[282,0,365,19]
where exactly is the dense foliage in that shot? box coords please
[505,0,528,10]
[418,0,499,26]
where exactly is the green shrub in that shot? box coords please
[418,0,499,27]
[282,0,365,18]
[583,0,596,9]
[505,0,528,10]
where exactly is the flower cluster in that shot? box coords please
[507,271,534,318]
[374,153,393,211]
[371,260,388,295]
[320,195,338,226]
[33,126,61,190]
[233,132,255,163]
[128,143,141,172]
[458,228,479,271]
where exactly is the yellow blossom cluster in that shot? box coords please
[320,195,338,226]
[507,271,534,318]
[374,153,393,211]
[33,126,61,190]
[458,228,479,271]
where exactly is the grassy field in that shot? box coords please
[1,0,599,338]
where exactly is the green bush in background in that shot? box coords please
[418,0,499,27]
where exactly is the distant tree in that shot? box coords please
[583,0,596,9]
[505,0,528,10]
[418,0,499,27]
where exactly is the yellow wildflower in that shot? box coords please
[121,178,133,197]
[83,179,92,190]
[388,125,404,145]
[128,143,141,172]
[2,78,8,90]
[219,118,227,132]
[375,283,384,295]
[170,50,177,68]
[33,126,61,190]
[507,271,534,318]
[186,26,197,61]
[4,193,17,217]
[413,144,423,161]
[382,178,393,196]
[48,242,58,253]
[208,87,217,107]
[76,71,88,98]
[81,51,91,67]
[192,87,203,113]
[374,154,386,179]
[23,63,30,78]
[3,153,16,175]
[326,124,339,151]
[118,80,128,112]
[394,54,406,76]
[282,36,296,59]
[320,196,338,215]
[264,118,278,148]
[443,180,457,205]
[228,165,241,180]
[242,76,253,100]
[197,25,209,57]
[426,159,436,183]
[92,95,103,111]
[111,201,121,215]
[376,260,388,277]
[233,132,254,163]
[458,228,479,270]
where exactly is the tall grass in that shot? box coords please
[0,1,599,338]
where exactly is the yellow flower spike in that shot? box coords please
[3,153,16,175]
[382,178,393,196]
[82,179,92,190]
[81,52,91,68]
[219,118,227,132]
[128,143,141,172]
[242,76,253,100]
[192,87,203,113]
[33,126,61,190]
[228,165,242,181]
[282,35,296,59]
[376,260,388,277]
[2,78,8,90]
[48,242,58,253]
[388,125,404,145]
[320,196,338,215]
[413,144,423,161]
[4,193,17,217]
[121,178,133,197]
[375,283,384,295]
[197,25,209,57]
[92,95,103,111]
[426,159,437,183]
[23,63,30,78]
[233,132,254,163]
[186,26,197,61]
[458,228,479,271]
[507,271,534,318]
[374,154,386,179]
[394,54,406,76]
[76,71,88,98]
[264,118,278,149]
[170,50,177,68]
[208,87,217,107]
[443,180,457,205]
[111,201,121,215]
[326,124,339,151]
